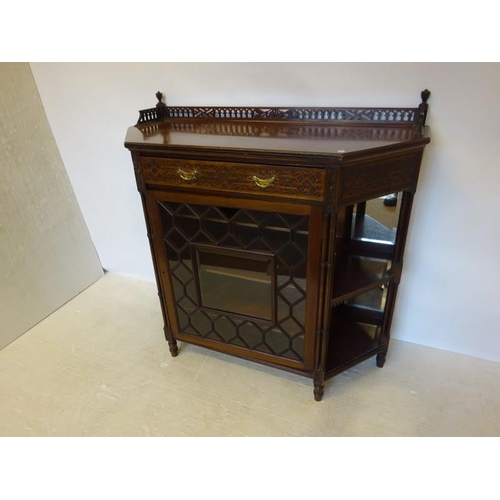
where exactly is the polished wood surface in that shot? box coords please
[141,156,325,202]
[125,120,429,157]
[125,91,431,401]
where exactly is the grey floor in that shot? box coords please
[1,273,499,436]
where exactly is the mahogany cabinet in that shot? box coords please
[124,90,431,401]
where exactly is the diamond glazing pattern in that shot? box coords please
[158,201,309,362]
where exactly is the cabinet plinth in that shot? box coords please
[125,91,431,401]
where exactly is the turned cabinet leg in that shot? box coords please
[168,341,179,357]
[313,384,324,402]
[164,325,179,357]
[313,369,325,402]
[376,351,387,368]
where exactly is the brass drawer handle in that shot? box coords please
[177,168,198,181]
[252,174,276,189]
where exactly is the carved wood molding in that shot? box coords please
[324,168,337,213]
[340,156,419,203]
[136,90,431,127]
[131,151,145,192]
[141,157,325,201]
[138,105,419,125]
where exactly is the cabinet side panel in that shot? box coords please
[145,192,181,337]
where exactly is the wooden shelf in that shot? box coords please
[326,316,381,372]
[347,286,387,312]
[331,255,393,306]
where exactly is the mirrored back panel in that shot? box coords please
[351,192,402,246]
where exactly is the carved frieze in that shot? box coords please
[340,156,419,203]
[141,157,325,202]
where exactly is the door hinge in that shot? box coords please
[322,261,332,269]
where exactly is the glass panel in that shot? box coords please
[347,285,388,312]
[351,192,401,245]
[157,201,309,363]
[194,245,275,322]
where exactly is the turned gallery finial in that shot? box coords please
[418,89,431,128]
[155,91,167,119]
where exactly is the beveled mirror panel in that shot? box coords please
[351,192,402,245]
[192,244,276,323]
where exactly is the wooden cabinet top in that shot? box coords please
[124,91,431,163]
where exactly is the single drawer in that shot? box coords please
[141,157,325,202]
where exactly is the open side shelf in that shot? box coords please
[331,254,393,306]
[326,315,381,374]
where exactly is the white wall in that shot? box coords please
[30,63,500,363]
[0,63,103,350]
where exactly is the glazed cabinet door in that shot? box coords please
[146,190,322,372]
